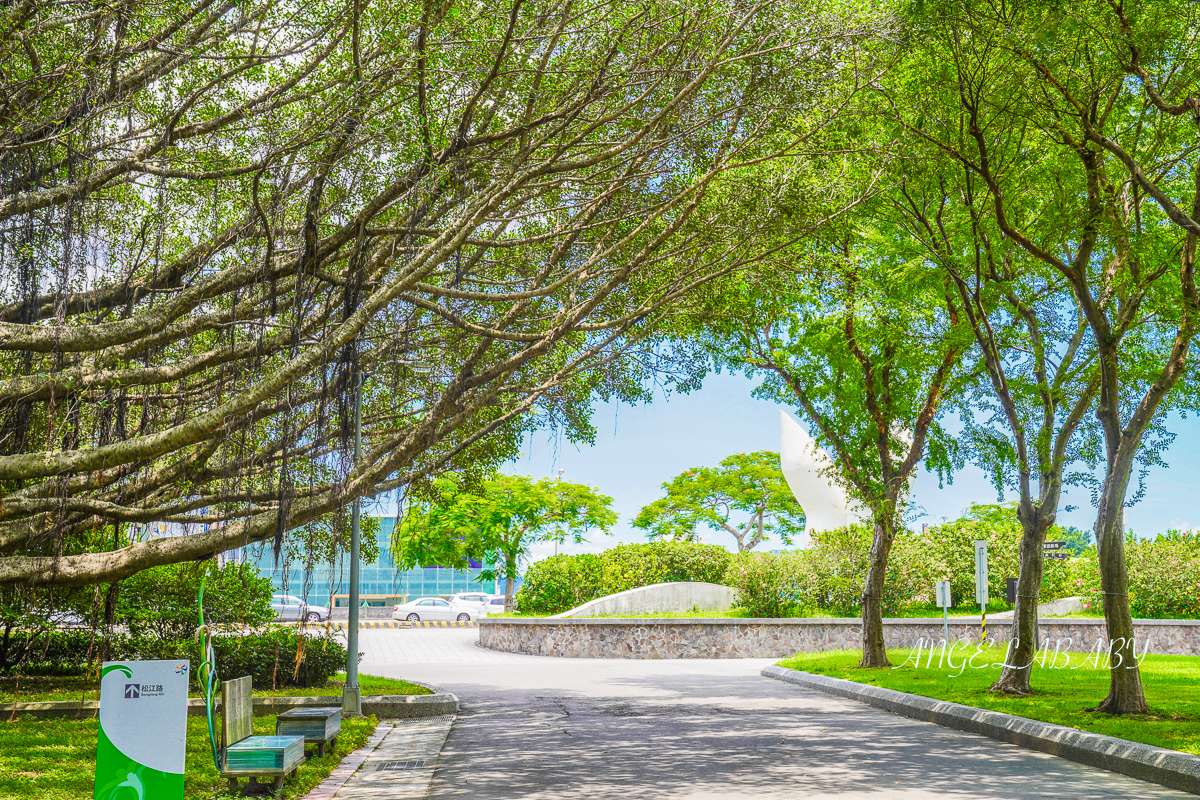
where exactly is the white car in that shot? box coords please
[392,597,476,622]
[446,592,491,614]
[480,595,509,616]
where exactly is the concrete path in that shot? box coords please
[323,717,453,799]
[357,628,1191,799]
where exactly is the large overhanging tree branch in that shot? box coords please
[0,0,889,587]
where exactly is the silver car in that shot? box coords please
[392,597,474,622]
[447,592,491,615]
[271,594,330,623]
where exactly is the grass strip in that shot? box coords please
[777,648,1200,755]
[0,713,377,799]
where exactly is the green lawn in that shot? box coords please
[778,648,1200,755]
[0,713,378,799]
[1,671,430,704]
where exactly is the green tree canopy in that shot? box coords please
[392,475,617,609]
[632,451,804,552]
[883,0,1200,713]
[0,0,884,592]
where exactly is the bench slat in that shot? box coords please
[221,676,254,749]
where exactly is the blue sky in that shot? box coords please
[503,371,1200,559]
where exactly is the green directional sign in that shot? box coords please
[94,660,190,800]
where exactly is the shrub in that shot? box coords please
[209,629,348,690]
[599,541,732,595]
[720,506,1088,619]
[6,627,348,690]
[517,554,604,616]
[515,541,733,615]
[915,504,1078,608]
[724,525,923,617]
[121,628,347,690]
[3,629,101,676]
[724,551,804,617]
[1071,531,1200,619]
[792,525,874,615]
[118,560,275,641]
[1126,532,1200,618]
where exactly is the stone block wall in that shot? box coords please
[477,618,1200,659]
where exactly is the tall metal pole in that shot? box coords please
[553,469,564,557]
[343,372,365,717]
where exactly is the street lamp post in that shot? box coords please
[343,371,366,717]
[554,469,564,557]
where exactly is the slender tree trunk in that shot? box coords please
[860,514,896,667]
[504,553,516,613]
[1091,483,1150,714]
[991,514,1051,694]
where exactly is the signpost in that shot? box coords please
[1044,541,1071,560]
[94,659,189,800]
[934,580,952,643]
[974,540,988,643]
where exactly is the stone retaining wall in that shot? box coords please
[477,617,1200,659]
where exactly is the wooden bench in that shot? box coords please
[220,676,306,797]
[275,706,341,758]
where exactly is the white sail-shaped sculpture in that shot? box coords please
[779,410,869,534]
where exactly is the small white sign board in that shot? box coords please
[935,580,951,609]
[95,659,189,799]
[974,540,989,605]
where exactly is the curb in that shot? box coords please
[761,665,1200,796]
[328,620,477,630]
[1,692,459,720]
[362,693,459,718]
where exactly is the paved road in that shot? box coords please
[357,628,1190,799]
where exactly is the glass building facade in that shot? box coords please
[247,516,495,605]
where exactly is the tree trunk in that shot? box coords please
[990,514,1050,694]
[860,515,896,667]
[1090,487,1150,714]
[504,554,516,613]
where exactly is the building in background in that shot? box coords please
[248,516,494,606]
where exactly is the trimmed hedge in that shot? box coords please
[1075,531,1200,619]
[517,541,732,615]
[726,506,1087,618]
[4,627,348,690]
[1,629,99,676]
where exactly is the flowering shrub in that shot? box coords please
[724,551,805,617]
[724,525,924,617]
[722,506,1085,618]
[516,542,732,615]
[515,553,605,615]
[914,504,1076,607]
[1073,531,1200,619]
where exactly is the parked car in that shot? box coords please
[481,596,510,616]
[447,593,491,614]
[270,594,330,623]
[392,597,476,622]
